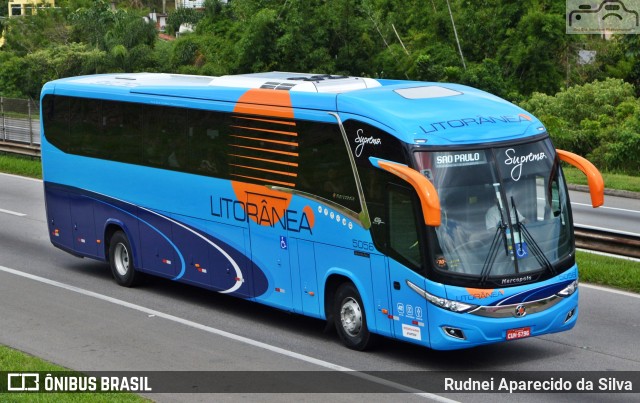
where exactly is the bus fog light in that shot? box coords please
[442,326,466,340]
[564,308,576,323]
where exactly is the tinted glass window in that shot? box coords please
[143,105,188,170]
[101,100,142,164]
[296,121,359,212]
[187,109,230,177]
[42,95,70,151]
[42,95,363,213]
[68,98,101,156]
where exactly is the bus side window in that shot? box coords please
[42,95,70,152]
[69,97,101,157]
[143,105,187,169]
[297,121,360,213]
[388,186,423,272]
[101,101,142,165]
[187,109,229,178]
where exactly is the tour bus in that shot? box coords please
[40,72,604,350]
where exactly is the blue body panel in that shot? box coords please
[40,72,578,350]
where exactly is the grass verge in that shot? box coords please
[0,153,42,179]
[562,165,640,193]
[0,346,147,401]
[577,250,640,294]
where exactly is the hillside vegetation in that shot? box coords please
[1,0,638,174]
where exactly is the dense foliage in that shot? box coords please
[1,0,638,174]
[522,79,640,174]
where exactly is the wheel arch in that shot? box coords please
[103,219,139,268]
[323,270,375,331]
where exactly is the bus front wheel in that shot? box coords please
[108,231,138,287]
[334,283,376,351]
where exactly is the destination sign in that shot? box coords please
[433,151,487,168]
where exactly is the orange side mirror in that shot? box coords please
[557,149,604,208]
[370,157,441,226]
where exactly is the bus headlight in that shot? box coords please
[406,280,478,313]
[556,280,578,297]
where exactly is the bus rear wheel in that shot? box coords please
[108,231,138,287]
[334,283,376,350]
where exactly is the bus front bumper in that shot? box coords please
[427,291,579,350]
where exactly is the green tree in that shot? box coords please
[166,7,203,35]
[69,0,119,49]
[521,78,640,174]
[21,44,108,98]
[2,8,70,56]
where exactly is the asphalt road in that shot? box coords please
[570,190,639,235]
[0,173,638,402]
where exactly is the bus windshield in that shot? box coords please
[414,137,573,282]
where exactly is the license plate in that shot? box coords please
[506,326,531,340]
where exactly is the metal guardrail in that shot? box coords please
[0,97,41,157]
[0,141,41,157]
[575,225,640,259]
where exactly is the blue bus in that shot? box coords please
[40,72,604,350]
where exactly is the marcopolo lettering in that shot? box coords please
[211,196,313,234]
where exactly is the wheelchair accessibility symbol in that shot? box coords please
[516,242,529,259]
[280,236,288,250]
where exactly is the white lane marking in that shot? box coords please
[0,208,26,217]
[0,264,456,402]
[571,201,640,215]
[580,283,640,299]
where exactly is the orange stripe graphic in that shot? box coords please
[233,89,294,119]
[231,125,298,137]
[230,154,299,167]
[230,144,299,157]
[230,163,298,177]
[234,116,296,126]
[231,135,298,147]
[231,174,296,188]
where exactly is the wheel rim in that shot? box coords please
[340,297,362,337]
[114,243,130,277]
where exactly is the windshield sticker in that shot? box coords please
[434,151,487,168]
[422,114,532,133]
[515,242,529,259]
[354,129,382,157]
[503,148,548,181]
[421,169,434,180]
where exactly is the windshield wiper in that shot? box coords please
[479,199,509,285]
[479,222,506,285]
[511,196,556,276]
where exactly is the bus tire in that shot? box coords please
[334,282,376,351]
[108,231,138,287]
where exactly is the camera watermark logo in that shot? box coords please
[567,0,640,34]
[7,373,40,391]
